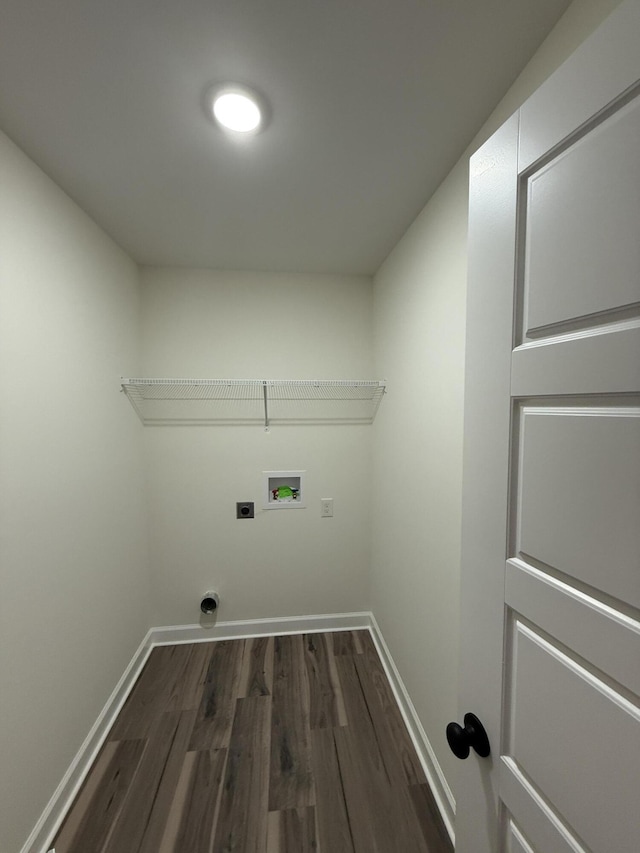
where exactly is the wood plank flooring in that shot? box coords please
[52,631,452,853]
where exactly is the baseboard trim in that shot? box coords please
[26,610,455,852]
[21,630,155,853]
[369,613,456,843]
[150,610,372,645]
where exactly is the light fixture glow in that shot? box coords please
[212,88,262,133]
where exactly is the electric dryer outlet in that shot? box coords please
[236,501,255,519]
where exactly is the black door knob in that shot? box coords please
[446,713,490,759]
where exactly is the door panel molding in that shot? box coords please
[511,324,640,396]
[506,558,640,698]
[521,95,640,334]
[504,621,640,852]
[500,758,588,853]
[518,1,640,171]
[504,817,538,853]
[513,405,640,607]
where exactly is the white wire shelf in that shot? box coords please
[121,378,386,426]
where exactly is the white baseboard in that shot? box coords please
[25,610,455,852]
[368,613,456,843]
[20,630,155,853]
[149,610,372,645]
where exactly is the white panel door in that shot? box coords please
[455,2,640,851]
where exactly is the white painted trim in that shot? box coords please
[149,610,372,645]
[21,630,155,853]
[369,613,457,843]
[24,610,455,852]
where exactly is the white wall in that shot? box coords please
[371,0,622,812]
[141,268,373,626]
[0,131,149,853]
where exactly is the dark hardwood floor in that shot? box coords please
[52,630,453,853]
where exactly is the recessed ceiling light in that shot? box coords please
[208,84,266,134]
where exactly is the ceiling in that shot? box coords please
[0,0,571,275]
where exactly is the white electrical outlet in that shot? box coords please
[320,498,333,517]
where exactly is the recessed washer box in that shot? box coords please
[264,470,305,509]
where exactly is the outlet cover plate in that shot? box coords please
[320,498,334,517]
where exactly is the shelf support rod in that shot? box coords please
[263,381,270,431]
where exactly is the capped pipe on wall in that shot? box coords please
[200,591,220,615]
